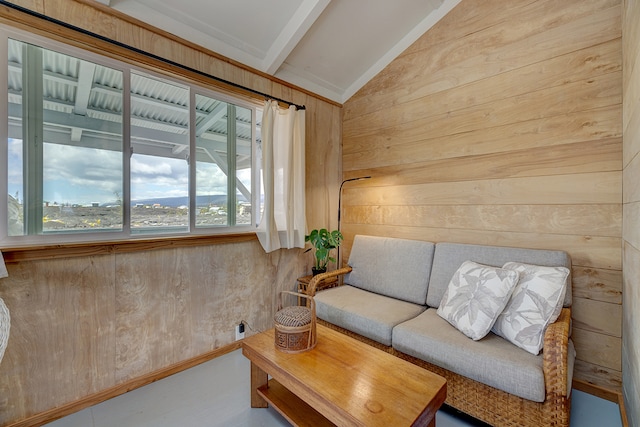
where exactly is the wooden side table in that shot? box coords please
[297,275,339,305]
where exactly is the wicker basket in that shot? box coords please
[274,291,316,353]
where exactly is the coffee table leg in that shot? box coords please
[250,361,269,408]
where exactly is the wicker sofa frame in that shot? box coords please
[307,265,572,427]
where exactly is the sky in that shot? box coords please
[7,138,250,206]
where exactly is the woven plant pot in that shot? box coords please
[274,291,316,353]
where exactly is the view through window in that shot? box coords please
[4,30,259,243]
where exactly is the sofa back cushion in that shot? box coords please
[426,242,572,308]
[345,235,435,305]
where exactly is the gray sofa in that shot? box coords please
[308,235,575,427]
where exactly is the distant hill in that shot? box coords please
[101,195,248,208]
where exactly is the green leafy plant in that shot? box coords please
[305,228,343,272]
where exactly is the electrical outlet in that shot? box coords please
[235,322,245,340]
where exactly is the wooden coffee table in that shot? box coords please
[242,324,446,427]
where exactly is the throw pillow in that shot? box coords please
[437,260,520,340]
[492,262,570,355]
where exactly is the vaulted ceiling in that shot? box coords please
[96,0,460,104]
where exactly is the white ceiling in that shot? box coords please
[97,0,461,104]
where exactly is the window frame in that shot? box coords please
[1,25,261,247]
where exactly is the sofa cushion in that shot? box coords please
[345,235,435,305]
[393,309,548,402]
[314,285,426,346]
[437,261,520,340]
[426,243,572,309]
[492,262,570,355]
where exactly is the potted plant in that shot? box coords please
[305,228,343,276]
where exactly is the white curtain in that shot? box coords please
[256,100,306,253]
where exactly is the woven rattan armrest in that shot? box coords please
[543,307,572,399]
[306,266,352,296]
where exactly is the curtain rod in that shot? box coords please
[0,0,306,110]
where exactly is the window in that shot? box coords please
[130,72,189,234]
[2,28,259,244]
[194,93,254,228]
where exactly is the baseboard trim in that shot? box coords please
[619,392,629,427]
[572,379,620,402]
[7,341,242,427]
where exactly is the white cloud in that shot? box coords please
[42,144,122,203]
[9,139,245,205]
[196,161,227,195]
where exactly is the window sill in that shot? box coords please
[1,232,257,263]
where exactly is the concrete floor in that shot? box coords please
[45,348,623,427]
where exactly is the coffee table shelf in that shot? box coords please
[257,379,335,427]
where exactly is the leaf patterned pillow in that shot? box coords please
[491,262,570,355]
[437,261,520,341]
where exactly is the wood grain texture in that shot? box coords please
[243,325,446,427]
[573,359,623,391]
[346,103,621,163]
[304,96,343,237]
[344,40,622,134]
[251,362,269,409]
[623,14,640,129]
[342,0,623,392]
[257,380,336,427]
[572,266,622,304]
[0,1,338,425]
[115,248,193,380]
[346,138,621,185]
[345,204,621,237]
[340,226,621,271]
[572,379,622,403]
[623,0,640,89]
[0,255,116,421]
[572,298,622,337]
[622,0,640,422]
[345,0,621,120]
[1,234,258,262]
[0,240,307,426]
[344,72,621,143]
[571,328,622,371]
[345,110,622,170]
[345,173,621,206]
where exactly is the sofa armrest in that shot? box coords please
[307,267,353,296]
[543,307,571,399]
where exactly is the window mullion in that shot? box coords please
[122,68,131,235]
[226,104,236,226]
[189,89,196,231]
[22,43,43,235]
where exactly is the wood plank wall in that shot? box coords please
[622,0,640,424]
[0,1,342,425]
[342,0,623,392]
